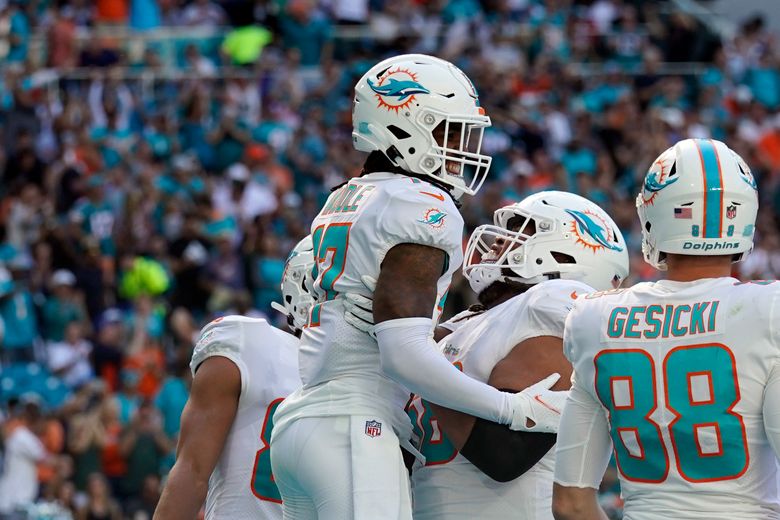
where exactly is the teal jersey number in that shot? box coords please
[407,398,458,466]
[595,349,668,483]
[309,223,351,326]
[251,398,283,503]
[595,344,748,484]
[664,345,748,482]
[407,362,461,466]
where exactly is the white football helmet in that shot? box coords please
[271,235,315,332]
[352,54,492,196]
[636,138,758,270]
[464,191,629,293]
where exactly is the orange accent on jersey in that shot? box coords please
[420,191,445,201]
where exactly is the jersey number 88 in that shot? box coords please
[595,343,748,484]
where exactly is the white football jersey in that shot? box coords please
[190,316,300,520]
[557,278,780,520]
[410,279,593,520]
[273,172,462,442]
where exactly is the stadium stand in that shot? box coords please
[0,0,778,518]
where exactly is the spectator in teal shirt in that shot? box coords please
[130,0,161,31]
[279,0,333,67]
[115,370,141,425]
[561,141,597,191]
[0,267,38,364]
[746,53,780,110]
[6,3,30,63]
[153,363,190,438]
[70,177,116,257]
[42,270,87,343]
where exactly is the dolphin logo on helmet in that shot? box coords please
[643,171,678,194]
[566,209,624,252]
[367,77,430,101]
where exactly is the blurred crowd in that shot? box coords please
[0,0,778,518]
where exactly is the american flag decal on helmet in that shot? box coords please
[674,207,692,219]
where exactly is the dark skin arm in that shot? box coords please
[153,357,241,520]
[429,335,572,449]
[374,243,446,322]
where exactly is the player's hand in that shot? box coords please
[508,373,569,433]
[343,275,377,337]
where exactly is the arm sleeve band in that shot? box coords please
[553,376,612,489]
[460,414,556,483]
[375,317,512,424]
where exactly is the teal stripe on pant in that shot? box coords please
[697,139,723,238]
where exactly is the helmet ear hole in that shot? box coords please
[387,125,411,140]
[551,251,576,264]
[645,221,652,232]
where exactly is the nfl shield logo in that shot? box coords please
[727,204,737,219]
[365,420,382,438]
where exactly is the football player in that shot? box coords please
[347,191,629,518]
[553,139,780,520]
[154,236,313,520]
[269,54,567,519]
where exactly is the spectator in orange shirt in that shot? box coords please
[99,399,127,499]
[123,344,165,400]
[36,412,65,485]
[123,296,167,399]
[96,0,128,24]
[757,118,780,172]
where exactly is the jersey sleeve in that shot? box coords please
[523,280,594,340]
[562,298,593,365]
[763,360,780,460]
[553,373,613,488]
[376,184,464,260]
[190,316,249,397]
[769,285,780,359]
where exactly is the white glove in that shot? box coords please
[343,275,377,337]
[508,373,570,433]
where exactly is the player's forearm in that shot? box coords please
[153,460,209,520]
[375,317,512,424]
[552,484,608,520]
[552,504,609,520]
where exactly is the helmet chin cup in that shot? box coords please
[468,265,502,294]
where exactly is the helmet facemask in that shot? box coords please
[420,112,492,197]
[464,209,557,294]
[465,192,629,293]
[271,236,316,334]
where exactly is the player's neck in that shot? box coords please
[664,254,733,282]
[477,282,524,309]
